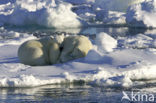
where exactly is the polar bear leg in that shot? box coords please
[39,37,61,64]
[49,42,60,64]
[71,47,86,59]
[18,40,47,66]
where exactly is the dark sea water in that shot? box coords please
[0,84,156,103]
[0,26,156,103]
[0,84,120,103]
[4,25,149,37]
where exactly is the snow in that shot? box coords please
[93,0,144,12]
[95,32,117,52]
[0,0,82,28]
[64,0,95,5]
[126,0,156,28]
[0,0,156,89]
[0,31,36,46]
[118,33,156,49]
[1,0,156,28]
[0,44,156,87]
[0,27,156,88]
[65,0,144,12]
[95,10,126,25]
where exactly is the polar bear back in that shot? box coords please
[39,37,60,64]
[18,37,61,66]
[75,36,92,55]
[39,37,56,64]
[18,40,47,66]
[60,35,92,62]
[49,42,60,64]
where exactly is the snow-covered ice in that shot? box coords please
[92,0,144,12]
[126,0,156,28]
[0,0,156,89]
[95,32,117,52]
[0,27,156,88]
[0,0,82,28]
[1,0,155,28]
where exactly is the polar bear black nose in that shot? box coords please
[59,46,63,52]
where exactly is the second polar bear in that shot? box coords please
[60,35,93,63]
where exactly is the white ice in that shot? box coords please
[1,0,155,28]
[0,28,156,88]
[126,0,156,28]
[0,0,82,28]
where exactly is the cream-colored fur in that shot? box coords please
[60,35,92,63]
[18,37,60,66]
[18,35,92,66]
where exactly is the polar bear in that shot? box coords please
[18,37,60,66]
[59,35,92,63]
[18,35,92,66]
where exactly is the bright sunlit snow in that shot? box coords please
[0,0,156,88]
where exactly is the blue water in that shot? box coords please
[0,84,156,103]
[0,84,121,103]
[4,25,148,37]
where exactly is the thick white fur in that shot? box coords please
[60,35,92,63]
[18,37,60,66]
[18,35,92,66]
